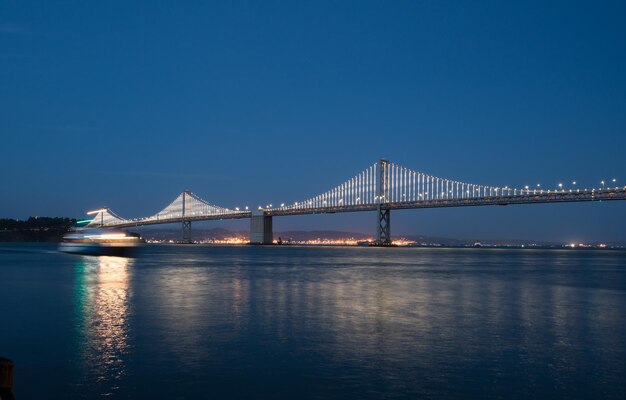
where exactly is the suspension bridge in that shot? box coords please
[85,159,626,245]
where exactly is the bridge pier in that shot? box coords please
[250,211,273,245]
[182,220,192,243]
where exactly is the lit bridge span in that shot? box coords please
[87,159,626,245]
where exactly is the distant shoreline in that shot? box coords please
[1,217,623,249]
[2,242,623,252]
[0,217,76,243]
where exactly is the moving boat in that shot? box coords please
[59,228,144,256]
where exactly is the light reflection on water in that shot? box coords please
[19,246,620,399]
[125,247,626,399]
[73,256,132,396]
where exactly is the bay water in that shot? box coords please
[1,244,625,399]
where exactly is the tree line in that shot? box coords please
[0,217,77,242]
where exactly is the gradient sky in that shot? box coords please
[1,1,625,242]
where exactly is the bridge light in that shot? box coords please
[558,183,563,189]
[87,208,107,215]
[280,203,285,207]
[235,207,239,211]
[245,206,249,210]
[525,186,529,190]
[572,181,576,185]
[612,178,617,183]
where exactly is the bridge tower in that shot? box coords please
[181,190,192,244]
[98,209,105,227]
[375,159,392,246]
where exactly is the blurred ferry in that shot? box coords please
[59,228,144,256]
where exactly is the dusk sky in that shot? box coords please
[1,1,625,242]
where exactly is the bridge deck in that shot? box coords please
[104,188,626,228]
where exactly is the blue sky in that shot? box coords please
[1,1,625,242]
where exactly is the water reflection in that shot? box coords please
[74,256,132,396]
[132,248,626,399]
[134,260,250,368]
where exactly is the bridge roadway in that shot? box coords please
[104,188,626,243]
[266,188,626,216]
[86,159,626,244]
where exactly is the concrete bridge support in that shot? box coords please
[250,211,273,245]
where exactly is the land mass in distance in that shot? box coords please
[0,217,622,249]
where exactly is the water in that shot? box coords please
[1,244,625,399]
